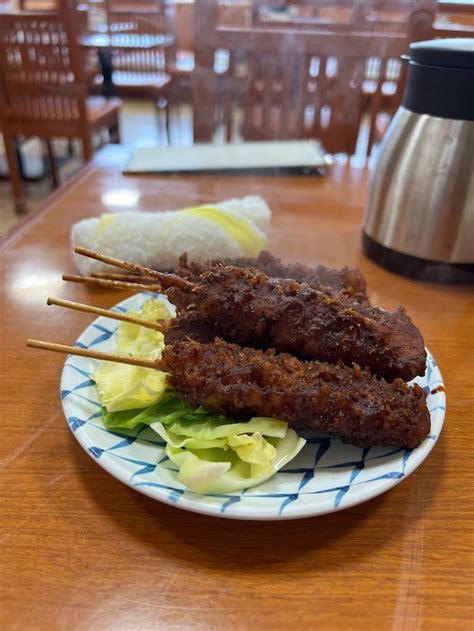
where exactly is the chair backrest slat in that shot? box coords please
[0,11,86,125]
[106,6,175,76]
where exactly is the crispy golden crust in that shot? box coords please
[166,266,426,382]
[160,339,430,449]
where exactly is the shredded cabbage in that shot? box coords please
[94,299,306,494]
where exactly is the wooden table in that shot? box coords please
[79,33,175,49]
[79,32,175,97]
[1,161,472,629]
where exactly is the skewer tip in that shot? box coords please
[74,245,95,258]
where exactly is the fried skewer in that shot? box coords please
[177,251,368,300]
[165,266,426,382]
[27,335,430,449]
[73,249,426,381]
[161,338,430,449]
[90,252,367,302]
[46,297,167,331]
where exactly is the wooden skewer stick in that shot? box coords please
[26,339,158,369]
[74,246,192,289]
[62,274,162,293]
[47,297,168,332]
[91,272,156,283]
[92,271,140,278]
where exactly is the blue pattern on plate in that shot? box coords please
[67,416,86,432]
[60,293,446,520]
[64,364,91,378]
[89,324,114,346]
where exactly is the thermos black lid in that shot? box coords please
[410,38,474,70]
[402,38,474,121]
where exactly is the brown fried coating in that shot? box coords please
[166,266,426,382]
[177,251,367,301]
[163,311,215,345]
[159,339,430,449]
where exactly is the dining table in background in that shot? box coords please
[79,32,175,97]
[0,156,472,629]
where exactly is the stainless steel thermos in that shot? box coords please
[363,39,474,283]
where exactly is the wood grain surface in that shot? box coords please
[0,163,473,630]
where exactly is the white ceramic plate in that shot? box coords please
[61,293,445,520]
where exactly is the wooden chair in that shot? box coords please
[104,7,174,91]
[193,0,415,156]
[0,10,121,212]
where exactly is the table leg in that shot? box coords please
[98,48,115,97]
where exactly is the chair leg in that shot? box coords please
[164,104,170,146]
[82,133,93,162]
[3,132,26,214]
[45,139,59,189]
[109,117,121,144]
[156,97,170,146]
